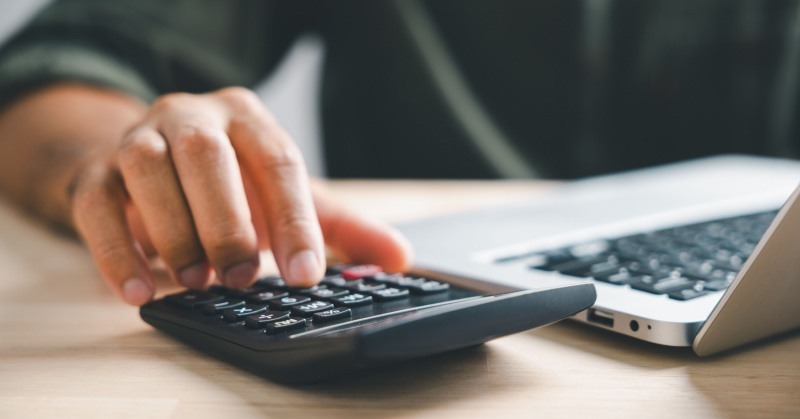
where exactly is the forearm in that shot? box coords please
[0,84,146,229]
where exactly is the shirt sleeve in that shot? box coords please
[0,0,309,109]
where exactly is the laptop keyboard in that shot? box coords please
[524,210,778,301]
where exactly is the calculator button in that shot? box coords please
[325,266,344,276]
[369,287,410,301]
[291,300,335,317]
[224,287,269,298]
[311,287,349,299]
[406,281,450,294]
[202,299,245,314]
[291,285,325,295]
[341,281,386,292]
[321,276,356,287]
[341,264,383,280]
[371,274,426,287]
[165,291,223,308]
[222,304,267,321]
[333,293,373,307]
[265,317,307,335]
[207,285,230,295]
[312,307,352,324]
[244,310,290,328]
[246,289,289,304]
[268,295,312,310]
[254,275,286,288]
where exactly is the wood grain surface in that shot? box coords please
[1,180,797,418]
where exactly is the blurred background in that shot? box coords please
[0,0,328,176]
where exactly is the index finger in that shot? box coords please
[220,88,325,286]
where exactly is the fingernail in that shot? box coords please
[122,277,151,306]
[288,249,321,285]
[224,261,257,288]
[178,263,208,289]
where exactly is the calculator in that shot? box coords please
[140,264,596,383]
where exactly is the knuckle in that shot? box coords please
[157,236,202,265]
[170,125,226,158]
[69,167,115,210]
[118,131,169,173]
[216,87,263,114]
[277,210,316,235]
[151,93,194,114]
[259,142,305,175]
[94,236,131,262]
[204,225,254,260]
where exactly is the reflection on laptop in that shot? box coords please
[399,155,800,355]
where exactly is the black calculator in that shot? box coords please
[140,265,596,383]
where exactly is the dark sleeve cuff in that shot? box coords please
[0,42,159,109]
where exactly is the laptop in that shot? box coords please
[397,155,800,355]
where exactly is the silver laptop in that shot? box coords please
[398,155,800,355]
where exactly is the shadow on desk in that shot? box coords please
[145,331,540,417]
[532,320,800,417]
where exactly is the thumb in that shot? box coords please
[312,180,413,273]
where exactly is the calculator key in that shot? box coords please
[202,298,245,314]
[254,275,286,288]
[341,264,383,280]
[373,274,427,287]
[246,289,289,304]
[291,285,325,295]
[165,290,223,308]
[291,300,335,317]
[406,281,450,295]
[265,317,307,335]
[311,287,349,299]
[312,307,352,324]
[320,275,352,287]
[268,295,312,310]
[220,285,271,298]
[222,304,267,321]
[325,266,344,276]
[244,310,290,329]
[333,293,373,307]
[207,285,230,296]
[369,287,410,301]
[341,281,386,292]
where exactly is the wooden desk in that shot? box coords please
[1,181,798,418]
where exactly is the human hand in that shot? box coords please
[67,87,411,305]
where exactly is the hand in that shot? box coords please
[65,87,411,305]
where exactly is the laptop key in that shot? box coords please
[593,268,636,285]
[629,275,697,295]
[668,287,709,301]
[529,249,577,270]
[702,278,735,291]
[547,255,611,277]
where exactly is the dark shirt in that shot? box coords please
[1,0,798,178]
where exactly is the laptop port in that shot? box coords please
[587,308,615,328]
